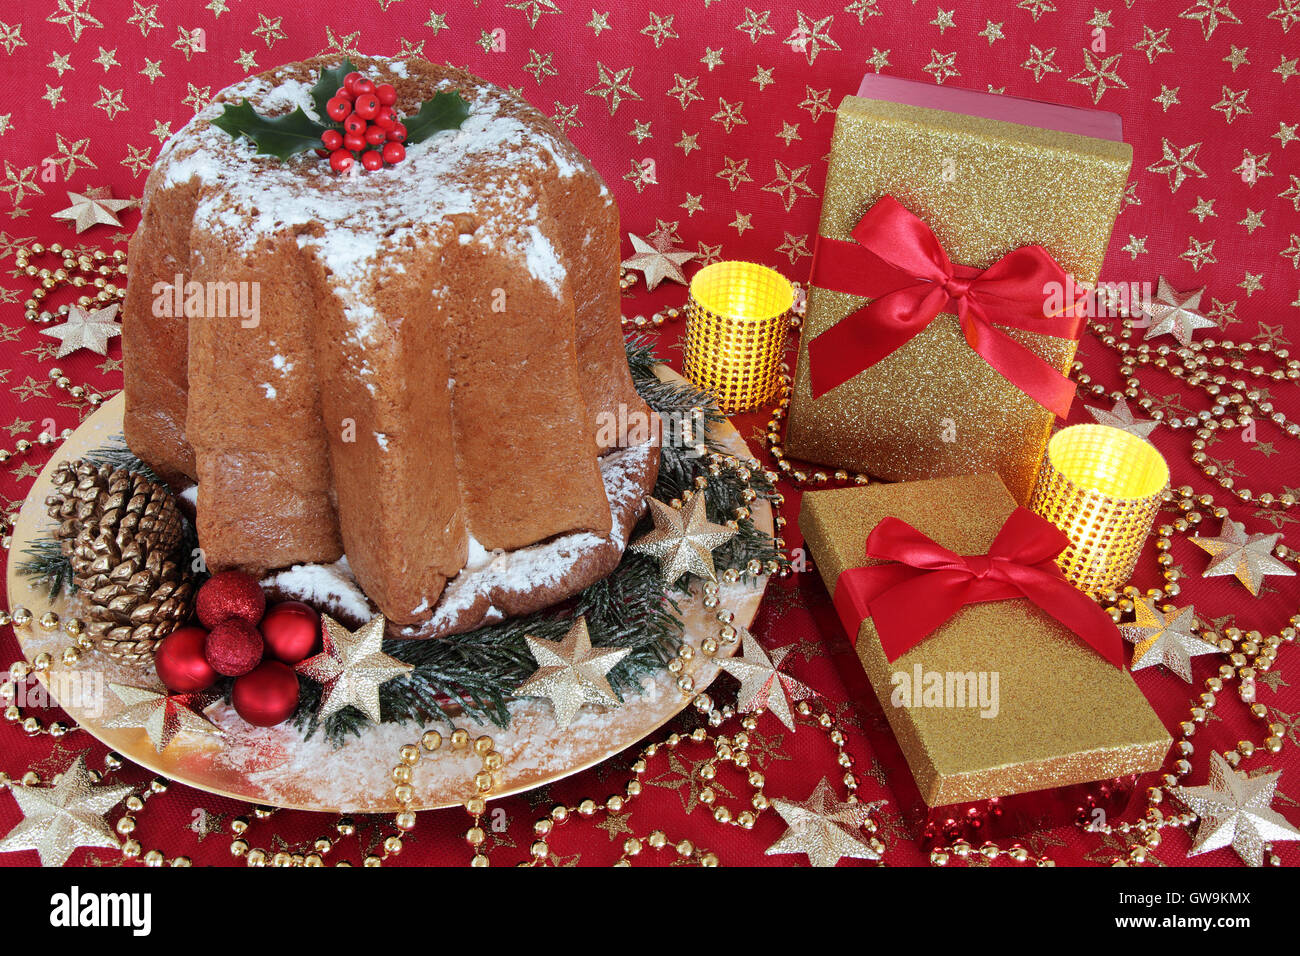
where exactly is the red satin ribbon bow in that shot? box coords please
[833,507,1126,668]
[807,196,1084,419]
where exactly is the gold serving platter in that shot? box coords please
[6,379,770,813]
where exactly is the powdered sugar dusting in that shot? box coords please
[262,556,374,623]
[154,56,590,354]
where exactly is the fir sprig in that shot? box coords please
[15,537,74,601]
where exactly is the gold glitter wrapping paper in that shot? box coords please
[799,474,1170,807]
[786,95,1133,504]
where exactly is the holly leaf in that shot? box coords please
[211,100,329,160]
[311,58,357,124]
[403,91,471,145]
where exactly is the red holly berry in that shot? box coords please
[354,94,380,120]
[376,83,397,106]
[343,71,363,94]
[326,97,351,122]
[335,86,353,102]
[314,147,330,158]
[362,150,385,171]
[373,108,396,131]
[329,149,354,173]
[343,112,366,135]
[321,128,343,150]
[382,141,406,165]
[364,125,387,147]
[387,123,407,143]
[354,78,376,96]
[343,131,366,152]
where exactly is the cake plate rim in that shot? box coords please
[5,379,771,814]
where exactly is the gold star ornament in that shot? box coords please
[1085,397,1159,440]
[103,683,223,752]
[1192,518,1295,596]
[51,188,136,233]
[39,303,121,358]
[1143,276,1215,346]
[620,233,698,291]
[716,630,815,730]
[514,616,630,728]
[630,494,738,587]
[1169,751,1300,867]
[765,777,884,867]
[297,614,413,723]
[0,754,132,866]
[1118,600,1220,682]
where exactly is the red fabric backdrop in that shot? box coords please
[1,0,1298,866]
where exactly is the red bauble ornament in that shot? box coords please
[204,619,264,677]
[232,661,299,727]
[196,570,267,629]
[260,601,321,665]
[153,626,218,692]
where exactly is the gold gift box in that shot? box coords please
[786,86,1133,503]
[800,473,1170,807]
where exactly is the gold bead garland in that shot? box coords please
[0,425,75,550]
[512,695,873,868]
[1079,313,1300,506]
[13,243,128,326]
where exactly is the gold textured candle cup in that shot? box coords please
[1030,424,1169,595]
[683,261,793,414]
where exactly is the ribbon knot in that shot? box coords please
[962,554,993,579]
[806,196,1085,419]
[832,507,1126,668]
[941,272,974,302]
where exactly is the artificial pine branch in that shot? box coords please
[15,537,75,601]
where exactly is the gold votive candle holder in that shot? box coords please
[683,261,793,414]
[1029,424,1170,595]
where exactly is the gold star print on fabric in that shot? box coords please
[1191,518,1295,596]
[0,754,132,867]
[1169,751,1300,867]
[765,777,883,867]
[514,616,630,729]
[297,614,413,723]
[630,494,737,587]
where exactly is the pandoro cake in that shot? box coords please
[122,55,659,637]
